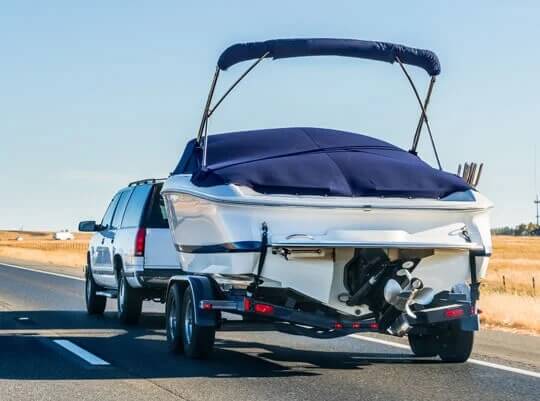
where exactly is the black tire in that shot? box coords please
[85,266,106,315]
[438,323,474,363]
[408,333,439,357]
[117,269,143,325]
[166,283,184,353]
[180,288,215,359]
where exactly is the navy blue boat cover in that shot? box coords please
[218,38,440,76]
[173,127,470,199]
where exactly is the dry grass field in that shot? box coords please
[0,230,91,269]
[0,231,539,333]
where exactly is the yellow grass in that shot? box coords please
[479,292,540,333]
[0,230,90,269]
[485,236,539,296]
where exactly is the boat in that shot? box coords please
[161,39,492,360]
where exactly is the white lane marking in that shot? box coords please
[0,262,84,281]
[53,339,110,366]
[351,334,540,379]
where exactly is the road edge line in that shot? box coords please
[0,262,84,281]
[351,334,540,379]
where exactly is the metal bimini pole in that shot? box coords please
[411,76,436,154]
[206,51,270,119]
[196,66,221,144]
[395,57,442,170]
[199,52,270,168]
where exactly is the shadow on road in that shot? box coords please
[0,309,437,381]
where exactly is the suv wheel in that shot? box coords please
[85,267,106,315]
[117,269,143,325]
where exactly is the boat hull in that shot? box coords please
[162,175,492,316]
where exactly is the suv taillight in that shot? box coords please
[135,227,146,256]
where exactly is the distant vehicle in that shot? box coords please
[79,178,180,324]
[54,230,74,241]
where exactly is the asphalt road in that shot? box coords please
[0,262,539,401]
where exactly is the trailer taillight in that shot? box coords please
[333,322,343,330]
[134,228,146,256]
[444,308,465,319]
[254,303,274,315]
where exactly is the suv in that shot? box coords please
[79,178,180,324]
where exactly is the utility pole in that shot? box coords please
[534,194,540,228]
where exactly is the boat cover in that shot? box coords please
[173,127,470,199]
[218,38,441,76]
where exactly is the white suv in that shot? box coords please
[79,178,180,324]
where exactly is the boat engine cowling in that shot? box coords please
[343,248,435,328]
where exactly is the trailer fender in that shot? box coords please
[167,275,217,327]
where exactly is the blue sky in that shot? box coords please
[1,1,539,230]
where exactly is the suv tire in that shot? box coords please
[117,269,143,325]
[85,266,106,315]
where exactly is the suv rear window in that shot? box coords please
[121,185,152,228]
[144,184,169,228]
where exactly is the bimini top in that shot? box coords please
[217,38,440,76]
[173,127,469,199]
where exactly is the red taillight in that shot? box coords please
[352,322,361,329]
[135,228,146,256]
[444,308,465,319]
[333,322,344,330]
[201,301,213,310]
[254,303,274,315]
[369,322,379,330]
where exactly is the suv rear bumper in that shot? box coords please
[126,268,182,288]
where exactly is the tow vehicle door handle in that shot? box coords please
[101,239,105,245]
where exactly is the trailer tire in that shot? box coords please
[85,267,106,315]
[117,269,143,325]
[438,322,474,363]
[181,288,215,359]
[166,283,184,353]
[408,333,439,357]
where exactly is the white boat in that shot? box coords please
[161,39,492,360]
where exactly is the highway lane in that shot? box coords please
[0,262,539,401]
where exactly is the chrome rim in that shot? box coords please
[183,296,193,345]
[168,297,177,340]
[118,275,125,312]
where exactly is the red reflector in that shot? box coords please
[352,322,361,329]
[254,303,274,315]
[445,308,465,319]
[369,322,379,330]
[243,297,252,312]
[134,228,146,256]
[333,322,343,330]
[201,302,213,310]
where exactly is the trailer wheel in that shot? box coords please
[165,283,184,353]
[438,322,474,363]
[181,288,215,359]
[85,267,106,315]
[117,269,142,325]
[408,333,439,357]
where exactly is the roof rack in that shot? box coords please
[128,178,166,187]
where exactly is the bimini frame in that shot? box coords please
[196,49,441,170]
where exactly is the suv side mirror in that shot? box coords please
[78,220,100,232]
